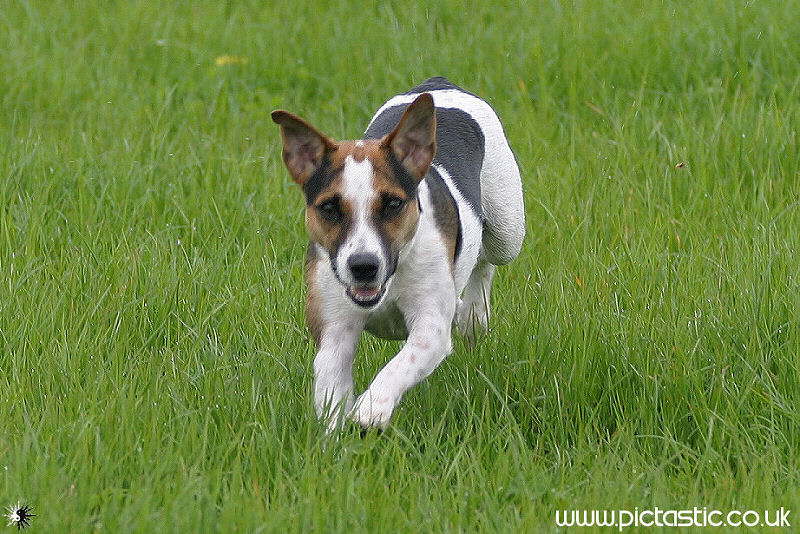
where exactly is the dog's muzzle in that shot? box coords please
[345,253,386,307]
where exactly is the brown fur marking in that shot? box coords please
[305,244,323,346]
[305,141,420,261]
[426,171,461,270]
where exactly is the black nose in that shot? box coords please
[348,253,380,283]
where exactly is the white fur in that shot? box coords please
[433,164,482,294]
[335,157,389,284]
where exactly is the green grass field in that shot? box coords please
[1,0,799,531]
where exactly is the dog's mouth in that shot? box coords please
[346,284,385,308]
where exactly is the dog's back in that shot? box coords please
[365,77,525,267]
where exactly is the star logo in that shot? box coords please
[5,503,35,530]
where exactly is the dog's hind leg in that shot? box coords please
[456,257,495,344]
[479,126,525,266]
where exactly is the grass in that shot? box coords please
[1,0,799,531]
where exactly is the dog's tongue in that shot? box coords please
[354,286,379,299]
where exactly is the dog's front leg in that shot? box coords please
[314,320,363,432]
[351,311,453,429]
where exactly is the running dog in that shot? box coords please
[271,77,525,430]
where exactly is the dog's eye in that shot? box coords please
[381,196,405,218]
[317,198,342,222]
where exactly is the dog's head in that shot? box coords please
[272,93,436,308]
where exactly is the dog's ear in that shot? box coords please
[382,93,436,179]
[271,110,337,184]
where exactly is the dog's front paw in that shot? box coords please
[350,391,397,429]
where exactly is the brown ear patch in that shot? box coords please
[272,110,337,184]
[331,140,380,165]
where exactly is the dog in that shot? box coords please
[271,77,525,430]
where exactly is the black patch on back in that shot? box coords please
[404,76,479,98]
[426,167,462,261]
[302,154,342,205]
[365,105,484,217]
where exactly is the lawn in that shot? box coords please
[1,0,799,531]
